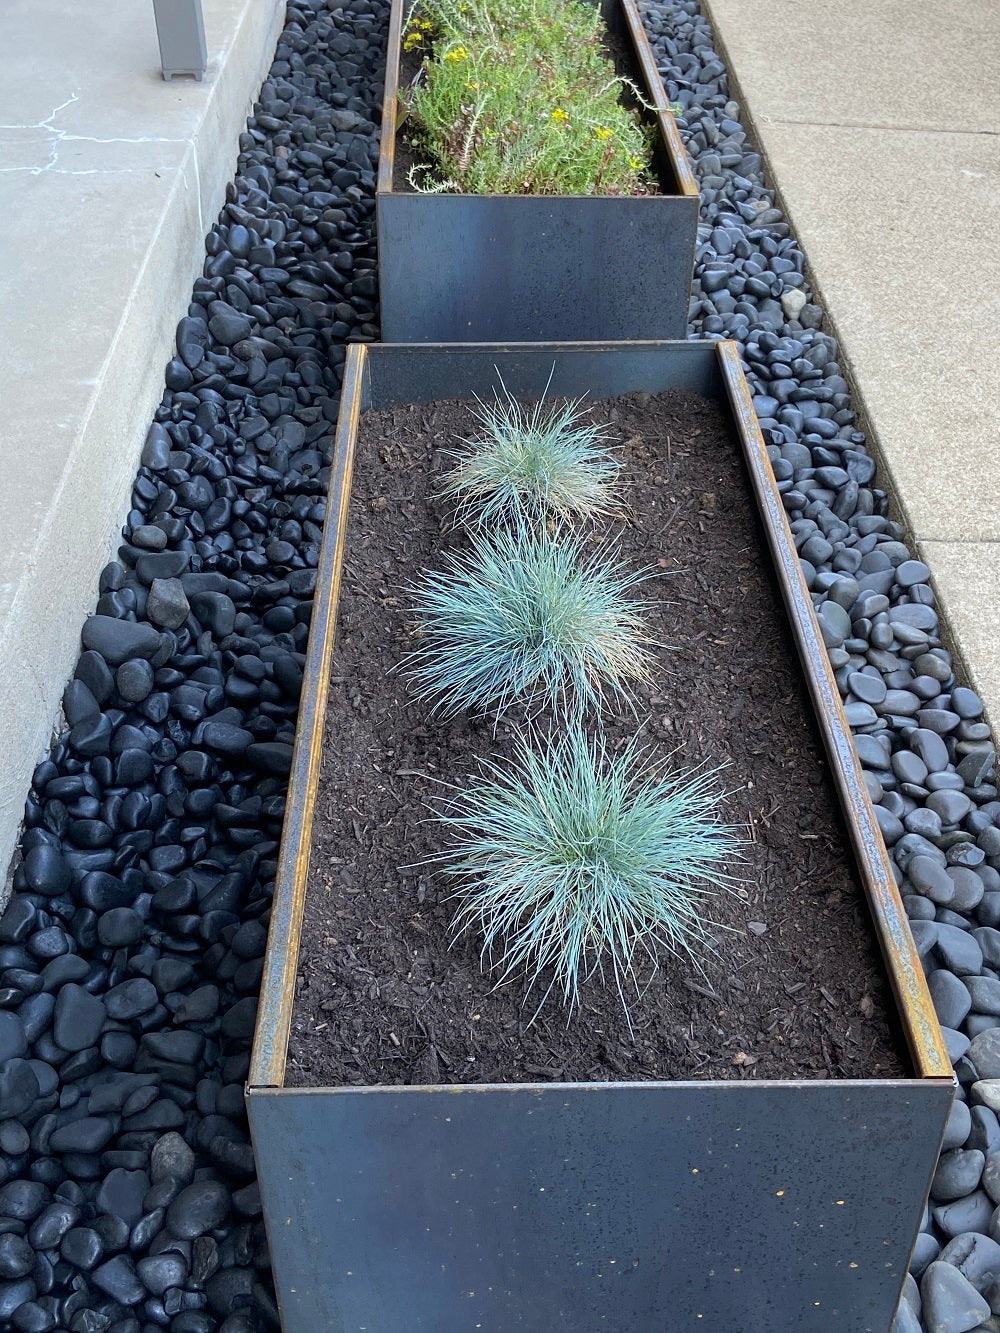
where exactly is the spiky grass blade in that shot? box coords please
[440,387,621,525]
[434,724,743,1022]
[403,523,654,718]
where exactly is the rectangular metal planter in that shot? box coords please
[376,0,700,342]
[248,341,954,1333]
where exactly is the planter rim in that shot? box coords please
[248,338,952,1093]
[375,0,700,199]
[250,1075,953,1097]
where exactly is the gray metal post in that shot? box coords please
[152,0,208,81]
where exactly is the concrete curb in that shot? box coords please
[0,0,286,890]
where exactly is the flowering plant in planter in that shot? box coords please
[400,0,654,195]
[375,0,701,339]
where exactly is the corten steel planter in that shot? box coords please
[247,341,954,1333]
[376,0,700,342]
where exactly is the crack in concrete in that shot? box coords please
[0,92,199,175]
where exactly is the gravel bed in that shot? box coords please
[0,0,993,1329]
[639,2,1000,1330]
[0,1,385,1328]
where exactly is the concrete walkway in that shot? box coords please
[0,0,284,882]
[703,0,1000,722]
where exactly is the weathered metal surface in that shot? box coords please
[617,0,699,199]
[377,196,698,343]
[247,1078,952,1333]
[376,0,699,342]
[716,342,953,1081]
[248,351,363,1091]
[360,338,721,407]
[247,340,955,1332]
[375,0,408,195]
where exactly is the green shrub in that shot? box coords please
[440,387,621,525]
[434,722,742,1021]
[401,0,654,195]
[403,521,653,717]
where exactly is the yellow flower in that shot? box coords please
[594,126,612,140]
[444,45,468,61]
[403,31,422,49]
[551,107,568,122]
[466,79,480,89]
[628,155,642,169]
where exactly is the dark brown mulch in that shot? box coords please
[284,389,908,1088]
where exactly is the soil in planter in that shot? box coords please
[285,389,908,1087]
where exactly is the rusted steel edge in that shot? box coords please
[620,0,700,199]
[376,0,405,194]
[716,339,953,1083]
[248,1075,955,1098]
[248,344,367,1090]
[377,0,699,201]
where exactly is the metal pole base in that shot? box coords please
[153,0,208,82]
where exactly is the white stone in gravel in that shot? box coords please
[781,287,807,321]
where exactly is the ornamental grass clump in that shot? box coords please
[440,387,621,525]
[435,722,742,1021]
[401,0,653,195]
[403,522,653,718]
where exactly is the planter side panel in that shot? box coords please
[249,1080,951,1333]
[377,195,697,342]
[362,338,721,408]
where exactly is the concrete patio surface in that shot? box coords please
[0,0,284,883]
[704,0,1000,720]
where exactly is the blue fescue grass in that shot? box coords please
[402,521,654,719]
[432,722,744,1024]
[439,387,621,526]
